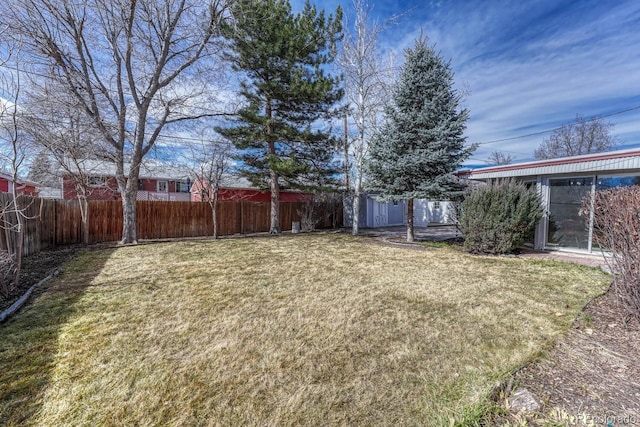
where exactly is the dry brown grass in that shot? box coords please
[0,233,610,426]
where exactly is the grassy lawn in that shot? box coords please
[0,233,610,426]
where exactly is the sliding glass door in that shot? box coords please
[547,177,593,250]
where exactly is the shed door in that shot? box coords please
[372,200,387,226]
[387,201,404,225]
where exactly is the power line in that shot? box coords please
[5,63,640,148]
[476,105,640,146]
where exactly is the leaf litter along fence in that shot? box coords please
[0,193,343,257]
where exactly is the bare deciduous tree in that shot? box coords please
[187,128,232,239]
[534,115,617,160]
[7,0,229,243]
[26,85,107,244]
[585,187,640,323]
[487,150,514,166]
[0,37,31,295]
[337,0,398,235]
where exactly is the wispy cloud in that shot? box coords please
[308,0,640,165]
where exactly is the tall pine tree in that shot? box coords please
[365,36,475,242]
[218,0,343,233]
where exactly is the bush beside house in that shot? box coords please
[459,181,543,254]
[586,186,640,322]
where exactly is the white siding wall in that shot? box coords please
[414,199,429,227]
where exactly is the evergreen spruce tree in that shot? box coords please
[365,36,475,242]
[218,0,343,234]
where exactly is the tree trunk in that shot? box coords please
[407,198,415,243]
[267,130,282,234]
[14,207,23,291]
[10,189,23,292]
[211,193,219,239]
[343,111,350,191]
[270,167,281,234]
[119,151,142,244]
[351,168,364,235]
[80,198,89,245]
[121,190,138,244]
[266,95,280,235]
[352,188,360,235]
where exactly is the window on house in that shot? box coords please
[157,180,168,192]
[88,176,107,186]
[596,175,640,190]
[176,181,190,193]
[433,201,440,209]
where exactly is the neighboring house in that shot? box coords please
[460,147,640,253]
[58,160,312,203]
[191,174,313,203]
[0,172,39,196]
[60,160,192,202]
[37,186,63,199]
[344,194,455,228]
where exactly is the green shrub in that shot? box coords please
[459,181,543,254]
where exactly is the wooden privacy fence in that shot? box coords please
[1,193,343,256]
[0,193,82,257]
[88,200,342,242]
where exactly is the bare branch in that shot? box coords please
[534,114,618,160]
[8,0,231,243]
[585,187,640,323]
[0,36,31,294]
[487,150,514,166]
[180,126,232,238]
[337,0,399,234]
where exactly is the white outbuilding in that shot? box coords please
[344,194,455,228]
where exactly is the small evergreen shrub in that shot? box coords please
[459,181,543,254]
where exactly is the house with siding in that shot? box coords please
[460,147,640,253]
[0,171,38,196]
[59,160,192,201]
[57,159,312,203]
[190,175,313,203]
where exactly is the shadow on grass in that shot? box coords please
[0,248,115,426]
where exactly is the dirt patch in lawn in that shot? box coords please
[1,246,80,313]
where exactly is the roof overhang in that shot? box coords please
[0,171,39,187]
[461,148,640,180]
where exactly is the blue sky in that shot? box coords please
[294,0,640,166]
